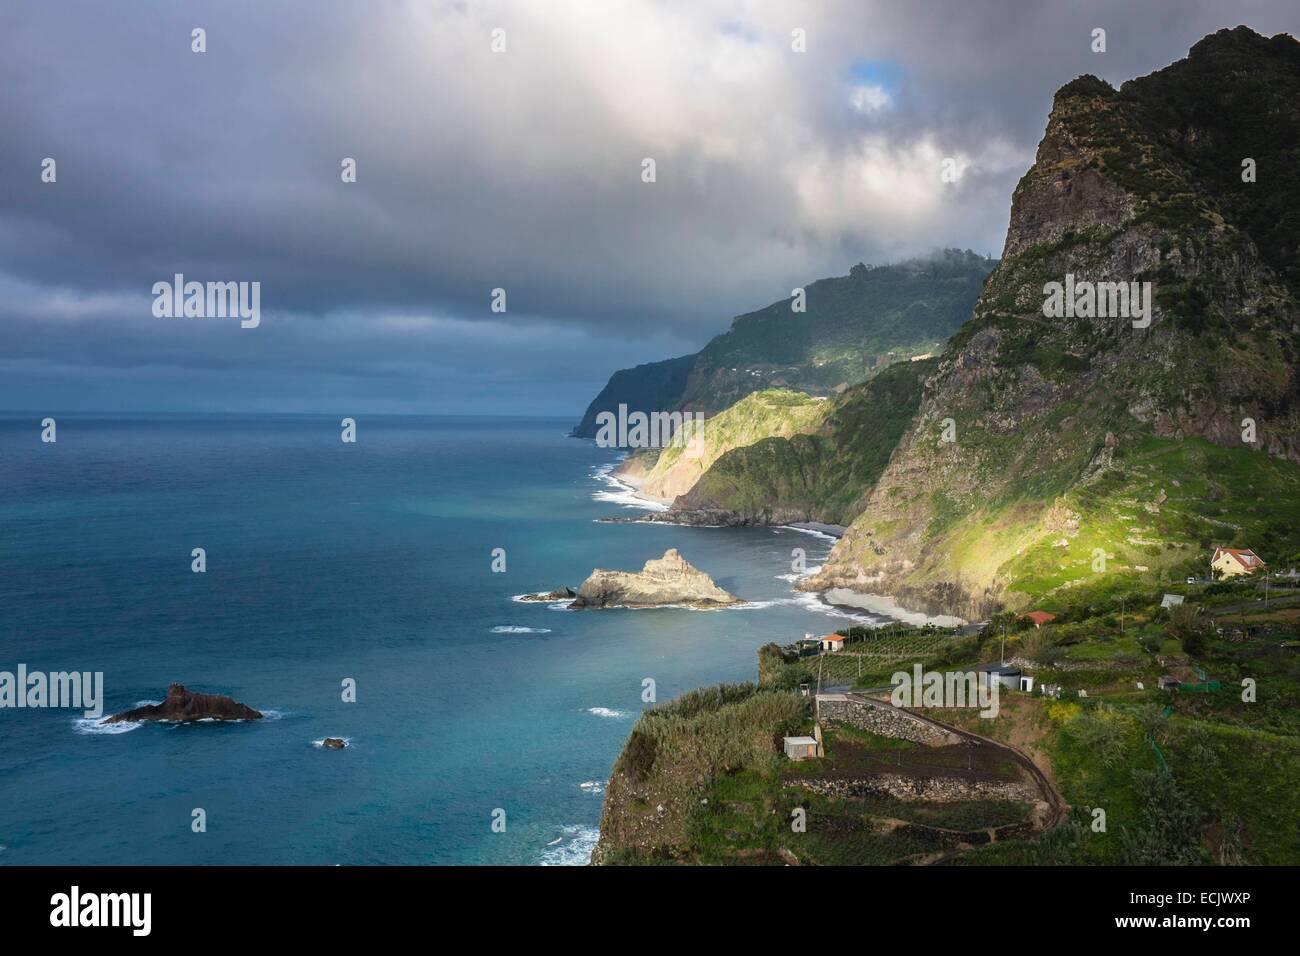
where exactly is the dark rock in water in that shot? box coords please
[104,683,262,723]
[321,737,347,749]
[519,587,577,602]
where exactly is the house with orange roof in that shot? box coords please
[819,634,847,653]
[1020,611,1056,629]
[1211,547,1266,579]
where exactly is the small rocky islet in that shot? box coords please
[104,683,262,724]
[525,548,741,610]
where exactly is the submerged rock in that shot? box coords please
[321,737,347,749]
[104,683,262,724]
[570,548,741,609]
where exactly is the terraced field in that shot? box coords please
[807,632,970,683]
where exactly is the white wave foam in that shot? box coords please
[73,716,141,735]
[538,825,600,866]
[579,780,605,795]
[778,525,840,542]
[586,707,630,719]
[590,461,668,512]
[573,600,753,612]
[490,625,553,634]
[762,591,889,626]
[776,563,823,584]
[512,593,576,610]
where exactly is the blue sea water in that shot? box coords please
[0,414,882,865]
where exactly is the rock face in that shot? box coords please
[570,549,741,608]
[104,683,263,723]
[800,28,1300,618]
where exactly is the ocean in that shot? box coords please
[0,414,883,865]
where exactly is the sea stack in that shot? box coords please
[570,548,741,608]
[104,683,263,723]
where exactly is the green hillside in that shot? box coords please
[630,389,827,502]
[573,250,993,440]
[672,358,932,525]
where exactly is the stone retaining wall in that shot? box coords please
[800,773,1039,804]
[815,694,959,745]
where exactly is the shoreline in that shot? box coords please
[607,456,675,506]
[580,451,966,865]
[591,458,669,512]
[591,452,959,626]
[821,587,967,628]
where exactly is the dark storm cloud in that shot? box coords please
[0,0,1295,412]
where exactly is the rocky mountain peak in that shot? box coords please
[802,29,1300,618]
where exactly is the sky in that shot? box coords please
[1,0,1296,416]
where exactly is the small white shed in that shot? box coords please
[783,736,819,761]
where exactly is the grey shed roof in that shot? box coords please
[976,663,1022,675]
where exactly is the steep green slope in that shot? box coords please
[670,358,932,526]
[804,27,1300,618]
[573,250,994,440]
[629,389,827,502]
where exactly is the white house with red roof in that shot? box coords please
[1211,547,1266,579]
[819,634,848,653]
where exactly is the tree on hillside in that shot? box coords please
[1168,603,1206,656]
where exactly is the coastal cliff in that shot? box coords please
[574,251,993,440]
[618,389,828,504]
[666,358,932,527]
[707,27,1300,617]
